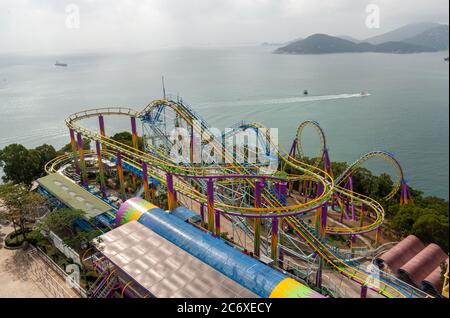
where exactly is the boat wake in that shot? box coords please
[199,93,370,108]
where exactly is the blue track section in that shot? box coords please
[171,206,198,221]
[137,207,286,298]
[109,157,160,186]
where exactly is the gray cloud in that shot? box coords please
[0,0,448,54]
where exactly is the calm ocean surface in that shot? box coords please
[0,46,448,198]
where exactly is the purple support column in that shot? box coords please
[98,115,106,137]
[142,161,150,201]
[351,234,357,257]
[207,179,215,233]
[278,221,285,268]
[320,202,328,238]
[69,128,80,175]
[200,203,205,228]
[76,132,88,187]
[315,182,324,234]
[323,148,333,177]
[359,203,365,228]
[280,182,287,203]
[215,210,221,237]
[347,175,356,220]
[315,258,324,289]
[254,180,264,257]
[288,139,297,157]
[166,173,176,211]
[400,179,412,205]
[116,152,126,200]
[95,140,107,197]
[360,285,368,298]
[271,217,279,262]
[189,125,194,163]
[98,115,107,156]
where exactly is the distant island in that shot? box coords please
[274,23,449,55]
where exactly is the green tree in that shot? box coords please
[35,144,57,174]
[0,144,41,184]
[0,143,58,184]
[352,167,374,197]
[35,208,100,251]
[57,138,91,155]
[412,213,449,252]
[111,132,144,150]
[0,183,47,239]
[390,205,422,237]
[372,173,394,200]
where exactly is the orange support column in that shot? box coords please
[116,152,126,200]
[76,132,88,187]
[166,173,177,211]
[142,161,150,201]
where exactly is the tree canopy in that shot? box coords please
[111,132,144,150]
[0,143,59,184]
[34,208,100,251]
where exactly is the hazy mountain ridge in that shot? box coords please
[365,22,442,44]
[275,23,449,55]
[274,34,435,55]
[403,25,449,51]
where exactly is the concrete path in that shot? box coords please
[0,223,48,298]
[0,223,80,298]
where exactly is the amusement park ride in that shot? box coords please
[42,95,434,299]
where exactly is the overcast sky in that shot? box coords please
[0,0,448,55]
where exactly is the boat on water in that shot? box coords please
[303,90,308,95]
[445,57,449,62]
[359,91,370,97]
[55,61,68,67]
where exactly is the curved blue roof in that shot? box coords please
[138,207,286,297]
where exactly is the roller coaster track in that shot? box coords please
[335,150,404,201]
[60,99,424,298]
[225,121,385,235]
[66,106,333,216]
[295,120,327,167]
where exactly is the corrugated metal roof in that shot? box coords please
[377,235,448,294]
[422,258,448,294]
[399,244,448,287]
[94,221,258,298]
[377,235,425,272]
[37,173,112,218]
